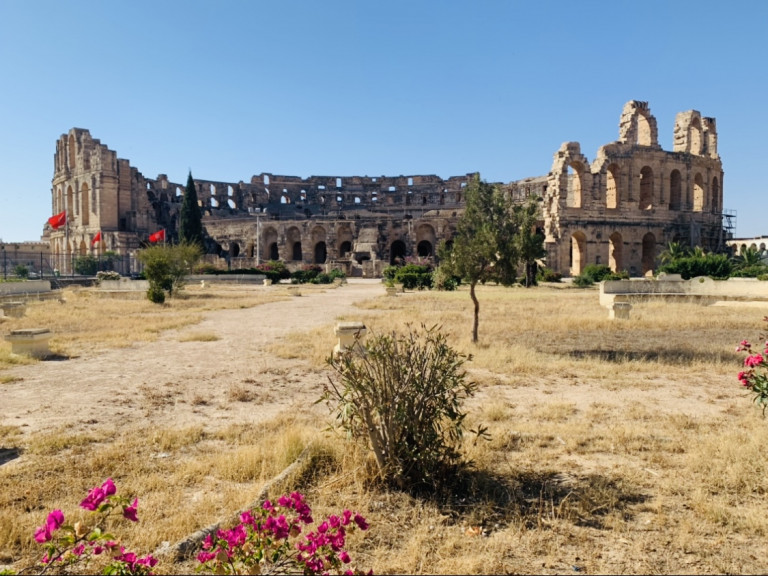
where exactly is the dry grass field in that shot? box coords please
[1,280,767,574]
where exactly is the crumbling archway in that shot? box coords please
[314,241,327,264]
[390,240,407,265]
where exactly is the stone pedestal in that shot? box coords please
[0,302,26,318]
[333,322,366,357]
[263,278,272,286]
[609,302,632,320]
[5,328,52,358]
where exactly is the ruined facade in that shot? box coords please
[48,101,728,277]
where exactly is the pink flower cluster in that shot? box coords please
[197,491,370,575]
[32,478,155,575]
[736,328,768,414]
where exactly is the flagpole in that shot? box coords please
[65,209,69,275]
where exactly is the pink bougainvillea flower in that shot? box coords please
[34,525,51,543]
[46,509,65,532]
[80,486,106,511]
[72,544,85,557]
[353,513,369,530]
[101,478,116,497]
[745,354,764,368]
[122,498,139,522]
[340,551,351,564]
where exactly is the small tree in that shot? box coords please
[179,171,204,248]
[14,264,29,279]
[137,243,202,303]
[439,176,519,342]
[323,324,481,492]
[513,198,546,287]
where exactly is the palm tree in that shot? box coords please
[659,241,689,264]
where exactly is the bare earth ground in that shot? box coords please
[0,279,743,443]
[0,279,386,437]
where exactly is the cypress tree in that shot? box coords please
[179,171,204,247]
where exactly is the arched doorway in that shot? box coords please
[693,173,704,212]
[568,163,583,208]
[669,170,682,209]
[339,241,352,258]
[642,233,656,276]
[606,164,619,209]
[314,241,327,264]
[417,240,433,258]
[639,166,654,210]
[390,240,406,265]
[570,231,587,276]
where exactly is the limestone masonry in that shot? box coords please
[47,100,728,277]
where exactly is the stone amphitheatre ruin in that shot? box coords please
[47,100,729,278]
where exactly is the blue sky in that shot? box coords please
[0,0,766,242]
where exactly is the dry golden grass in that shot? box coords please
[2,282,768,574]
[0,285,287,367]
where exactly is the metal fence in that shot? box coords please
[0,250,134,280]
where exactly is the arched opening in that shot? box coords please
[711,177,720,212]
[669,170,682,210]
[66,185,74,219]
[567,163,582,208]
[609,232,623,272]
[81,183,90,225]
[68,134,76,169]
[314,241,327,264]
[262,227,279,261]
[693,173,704,212]
[606,164,619,209]
[292,242,302,261]
[79,239,87,256]
[339,241,352,258]
[229,242,240,258]
[417,240,433,258]
[570,231,587,276]
[637,114,652,146]
[639,166,654,210]
[390,240,407,265]
[642,233,656,276]
[689,117,702,155]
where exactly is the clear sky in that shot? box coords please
[0,0,766,242]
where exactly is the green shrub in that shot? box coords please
[394,264,433,290]
[146,284,166,304]
[137,243,202,303]
[96,271,121,282]
[13,264,29,279]
[536,267,562,283]
[730,264,768,278]
[432,266,458,291]
[323,324,481,492]
[658,253,732,280]
[73,254,98,275]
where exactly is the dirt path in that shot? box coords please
[0,279,385,437]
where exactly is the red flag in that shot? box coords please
[91,231,102,246]
[48,210,66,230]
[149,229,165,243]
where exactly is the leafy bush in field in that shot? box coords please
[13,264,29,279]
[658,253,732,280]
[394,264,433,290]
[137,243,202,303]
[536,267,562,283]
[432,265,459,291]
[323,324,483,492]
[73,255,98,276]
